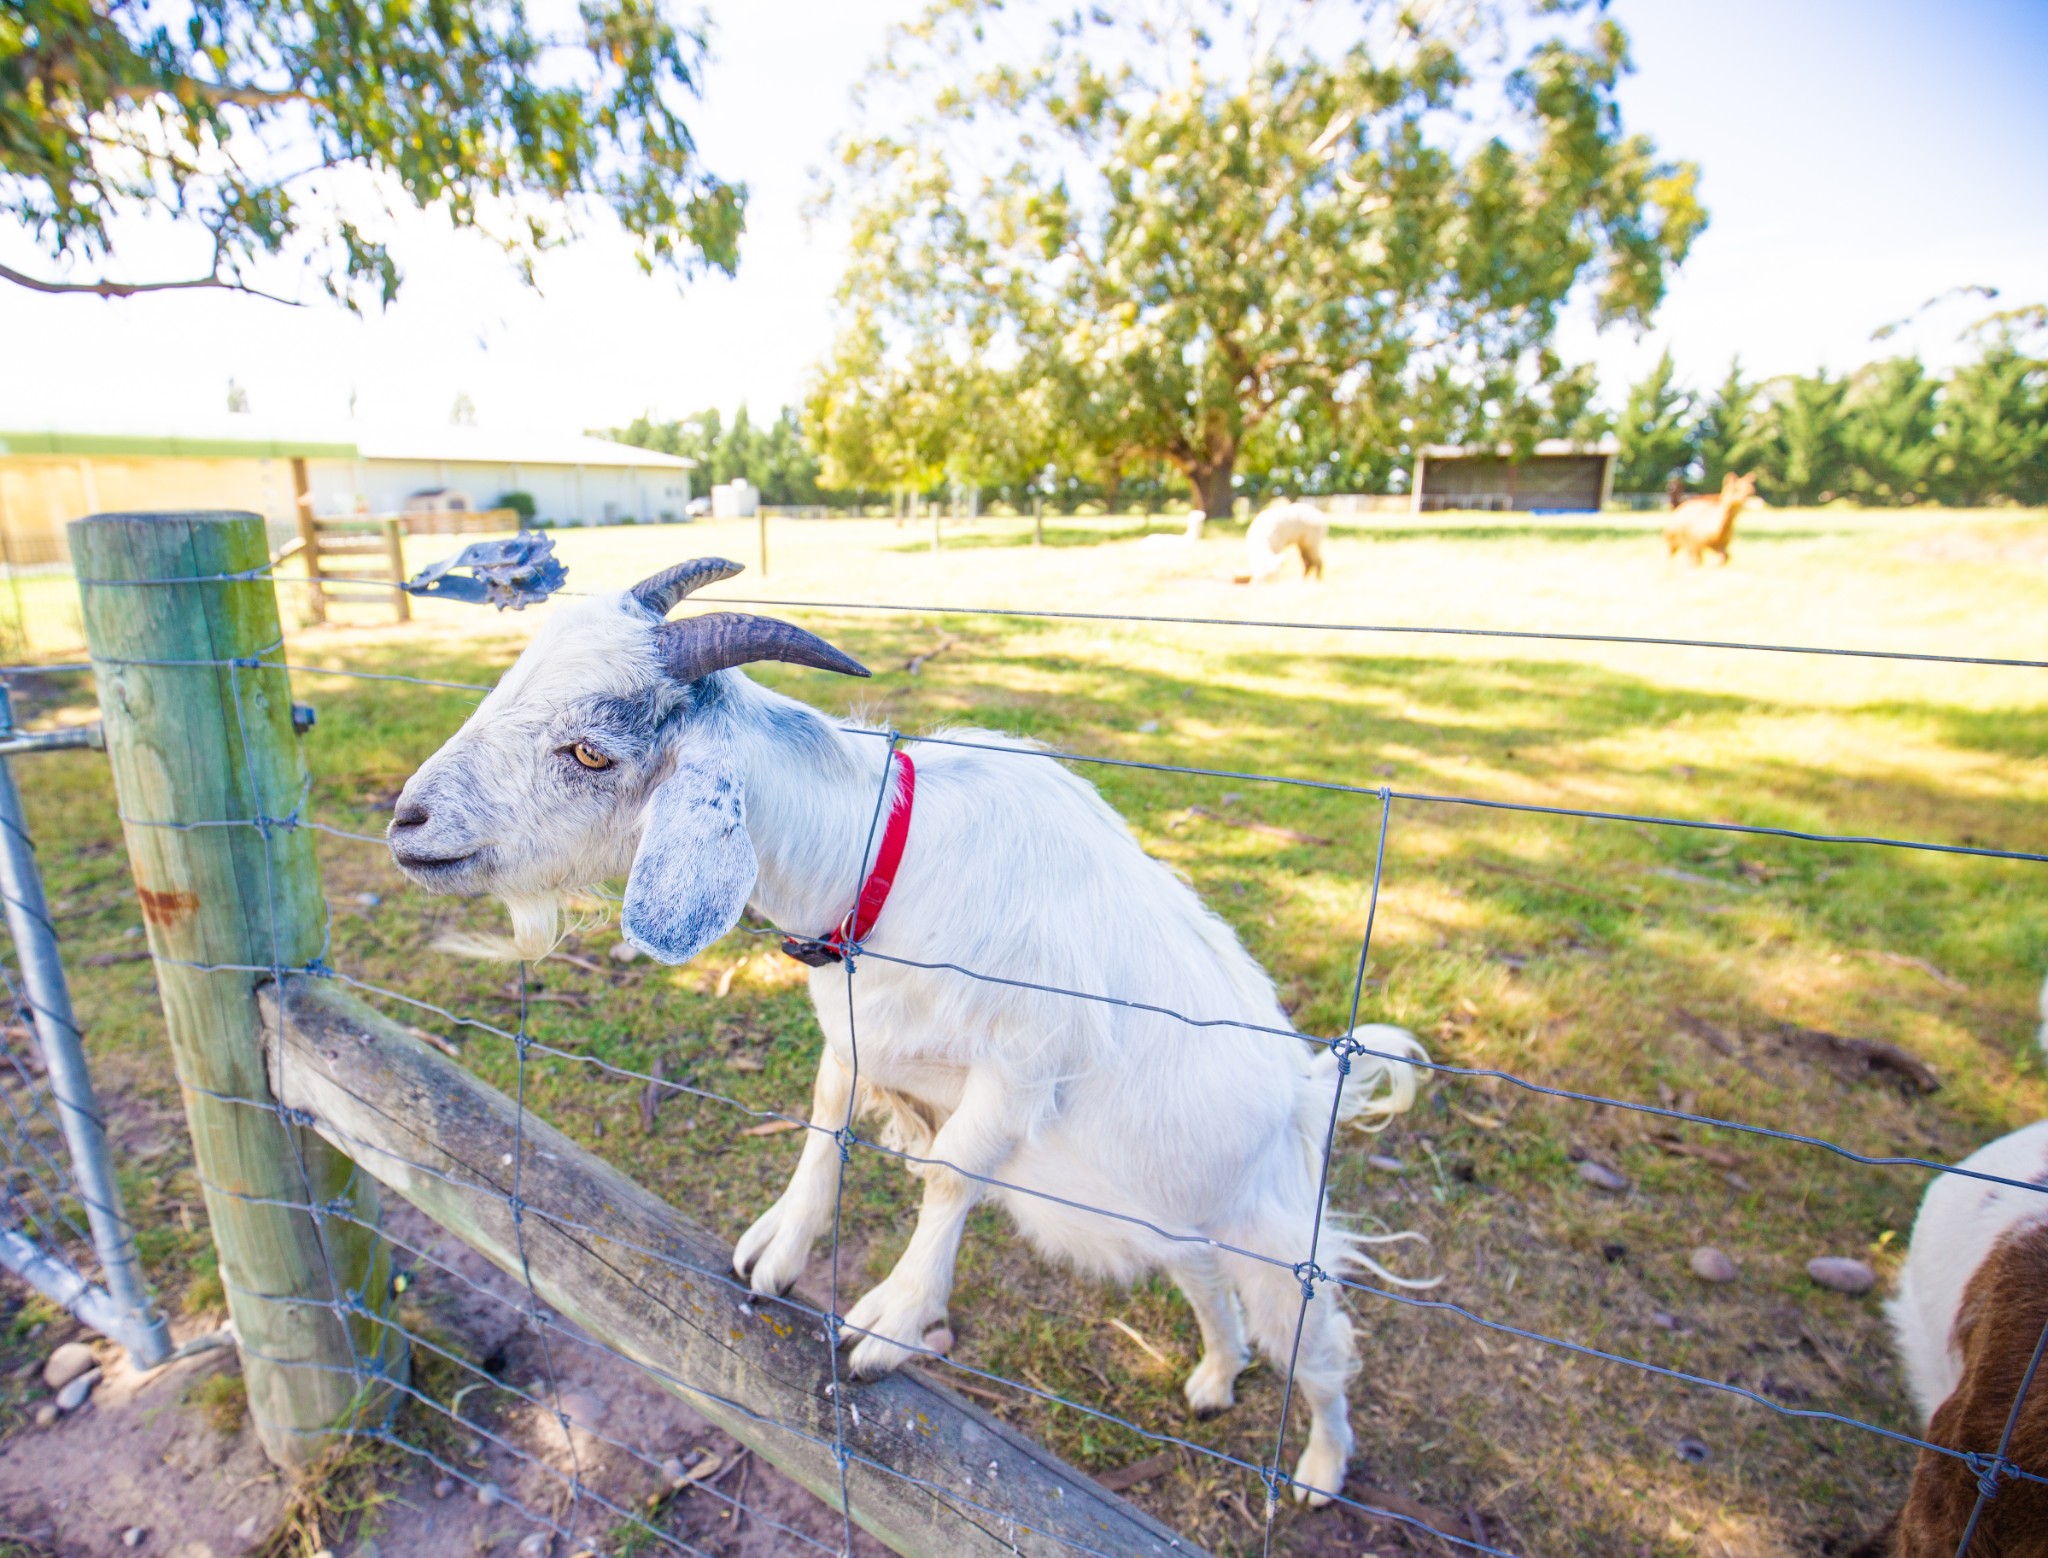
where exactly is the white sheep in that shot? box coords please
[387,556,1433,1507]
[1238,500,1328,582]
[1876,1119,2048,1554]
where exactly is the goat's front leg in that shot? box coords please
[733,1047,853,1297]
[841,1069,1020,1378]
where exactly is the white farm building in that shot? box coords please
[0,421,694,565]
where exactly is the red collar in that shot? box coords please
[781,749,916,966]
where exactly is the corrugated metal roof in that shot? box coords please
[0,423,693,469]
[1418,438,1620,458]
[353,427,694,469]
[0,430,357,459]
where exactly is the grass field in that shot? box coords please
[3,504,2046,1556]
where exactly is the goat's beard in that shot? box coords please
[431,888,611,962]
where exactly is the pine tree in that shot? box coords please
[1839,358,1938,503]
[1613,351,1698,492]
[1695,361,1764,487]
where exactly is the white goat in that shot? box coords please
[387,558,1432,1506]
[1875,1119,2048,1554]
[1239,501,1328,582]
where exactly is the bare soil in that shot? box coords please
[0,1204,884,1558]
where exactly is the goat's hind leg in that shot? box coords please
[1174,1251,1248,1418]
[733,1047,853,1296]
[1235,1256,1357,1507]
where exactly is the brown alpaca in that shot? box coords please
[1664,471,1756,564]
[1857,1223,2048,1557]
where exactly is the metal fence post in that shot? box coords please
[71,510,402,1470]
[0,684,171,1368]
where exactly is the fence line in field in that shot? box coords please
[6,518,2042,1558]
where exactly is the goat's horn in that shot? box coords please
[657,613,870,683]
[631,557,745,617]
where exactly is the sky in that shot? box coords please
[1,0,2044,439]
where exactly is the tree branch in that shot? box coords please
[0,260,302,306]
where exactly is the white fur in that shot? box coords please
[1138,509,1208,548]
[393,585,1433,1506]
[1244,501,1328,581]
[1886,1119,2048,1423]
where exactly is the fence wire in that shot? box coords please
[9,561,2046,1558]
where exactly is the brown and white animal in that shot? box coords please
[385,556,1434,1506]
[1238,500,1328,582]
[1664,471,1756,565]
[1863,1120,2048,1555]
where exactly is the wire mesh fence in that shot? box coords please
[2,510,2042,1556]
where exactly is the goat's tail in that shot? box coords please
[1308,1022,1429,1134]
[1308,1024,1442,1291]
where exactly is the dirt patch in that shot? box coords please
[0,1204,886,1557]
[1895,521,2048,568]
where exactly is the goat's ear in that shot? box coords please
[620,748,757,964]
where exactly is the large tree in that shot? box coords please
[1,0,742,304]
[812,0,1703,512]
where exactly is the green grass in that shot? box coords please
[4,505,2045,1556]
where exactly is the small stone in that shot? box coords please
[1650,1311,1677,1330]
[122,1529,147,1549]
[354,1541,380,1558]
[235,1517,260,1540]
[55,1367,100,1410]
[660,1456,688,1484]
[42,1341,95,1390]
[516,1534,551,1558]
[476,1482,502,1507]
[1136,720,1160,734]
[922,1324,954,1356]
[1690,1246,1739,1284]
[432,1477,455,1499]
[33,1403,57,1428]
[609,941,641,963]
[1675,1436,1711,1464]
[1576,1159,1629,1193]
[354,892,382,908]
[1806,1256,1877,1295]
[1366,1154,1404,1174]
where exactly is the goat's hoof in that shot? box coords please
[1290,1440,1349,1509]
[845,1335,914,1378]
[734,1200,819,1296]
[841,1281,937,1378]
[1183,1358,1240,1419]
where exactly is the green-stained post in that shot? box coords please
[70,511,403,1471]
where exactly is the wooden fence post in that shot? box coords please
[70,510,402,1471]
[289,458,325,625]
[380,517,411,624]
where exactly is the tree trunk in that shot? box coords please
[1187,457,1235,520]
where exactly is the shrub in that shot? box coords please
[494,491,537,521]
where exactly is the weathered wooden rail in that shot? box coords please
[260,975,1199,1558]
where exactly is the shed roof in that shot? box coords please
[1418,438,1619,459]
[0,422,692,470]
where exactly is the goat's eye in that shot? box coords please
[570,742,613,771]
